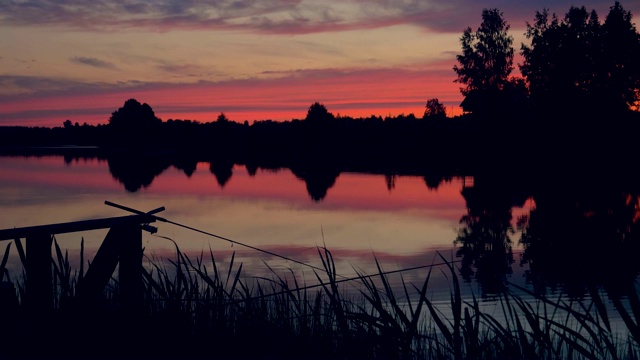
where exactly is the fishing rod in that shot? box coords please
[104,200,347,278]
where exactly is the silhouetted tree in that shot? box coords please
[305,102,334,123]
[521,7,601,111]
[454,8,514,113]
[601,2,640,112]
[521,3,640,113]
[422,98,447,120]
[216,112,229,123]
[107,98,162,147]
[109,98,161,129]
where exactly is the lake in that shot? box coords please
[1,152,640,336]
[0,153,527,291]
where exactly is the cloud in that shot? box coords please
[0,62,463,126]
[2,0,637,35]
[0,75,88,96]
[0,0,299,32]
[154,62,222,79]
[0,75,148,97]
[70,56,118,70]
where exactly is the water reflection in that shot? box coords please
[172,157,198,177]
[0,154,465,249]
[90,153,640,301]
[99,152,457,202]
[107,155,172,192]
[3,152,640,300]
[290,164,341,202]
[454,171,640,299]
[423,172,453,190]
[209,159,234,188]
[519,186,640,299]
[454,175,529,296]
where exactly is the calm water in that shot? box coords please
[2,153,640,331]
[0,155,470,262]
[0,155,529,292]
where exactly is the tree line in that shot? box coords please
[454,1,640,117]
[1,2,639,171]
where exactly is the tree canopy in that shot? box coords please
[453,8,515,114]
[423,98,447,120]
[520,2,640,113]
[305,102,335,122]
[107,98,162,147]
[109,98,162,130]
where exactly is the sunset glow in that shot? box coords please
[1,0,638,126]
[0,156,472,271]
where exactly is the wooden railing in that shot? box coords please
[0,214,156,313]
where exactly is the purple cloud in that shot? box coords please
[70,56,118,70]
[1,0,637,35]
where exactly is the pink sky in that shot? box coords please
[1,0,638,127]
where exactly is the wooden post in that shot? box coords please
[78,226,124,302]
[118,223,142,314]
[0,214,152,312]
[26,233,53,314]
[78,223,143,311]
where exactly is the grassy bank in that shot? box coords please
[0,237,639,359]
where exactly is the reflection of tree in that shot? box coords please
[209,160,234,188]
[245,162,258,177]
[290,165,340,202]
[423,173,452,190]
[385,174,396,191]
[107,155,171,192]
[455,178,527,296]
[519,188,640,298]
[172,157,198,177]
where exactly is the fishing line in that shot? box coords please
[222,258,463,306]
[110,202,466,307]
[105,201,348,278]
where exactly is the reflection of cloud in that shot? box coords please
[2,0,635,34]
[70,56,118,70]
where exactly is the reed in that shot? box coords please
[0,237,638,360]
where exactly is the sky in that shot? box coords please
[1,0,639,127]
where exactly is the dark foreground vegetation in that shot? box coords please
[1,238,640,360]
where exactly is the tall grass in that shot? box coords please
[0,236,639,359]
